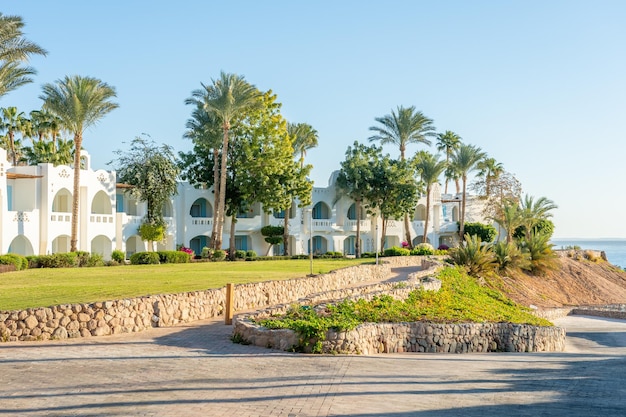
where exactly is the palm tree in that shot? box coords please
[0,106,29,165]
[519,194,558,240]
[369,105,436,247]
[185,72,261,250]
[435,130,462,194]
[0,13,47,99]
[288,122,318,169]
[285,122,318,255]
[450,143,486,239]
[184,105,222,251]
[40,75,118,252]
[492,200,523,243]
[414,152,446,243]
[476,157,504,196]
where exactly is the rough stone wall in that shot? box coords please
[0,262,398,342]
[323,322,565,354]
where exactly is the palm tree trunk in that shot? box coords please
[9,131,16,166]
[283,206,290,256]
[380,217,388,253]
[228,214,236,261]
[210,147,220,249]
[70,133,82,252]
[355,199,361,258]
[404,213,413,249]
[459,175,467,239]
[214,126,230,249]
[423,185,431,244]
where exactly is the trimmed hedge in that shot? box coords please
[384,246,411,256]
[130,252,160,265]
[0,254,28,271]
[157,250,192,264]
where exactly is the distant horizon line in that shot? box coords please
[551,237,626,241]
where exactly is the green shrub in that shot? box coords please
[37,253,79,268]
[518,232,559,275]
[26,255,41,268]
[235,250,247,259]
[212,249,226,261]
[111,249,125,263]
[157,250,191,264]
[74,251,90,267]
[447,234,496,277]
[384,246,411,257]
[85,253,105,267]
[493,241,531,273]
[201,247,213,259]
[130,251,160,265]
[245,250,257,259]
[411,243,435,256]
[0,254,28,271]
[461,222,497,242]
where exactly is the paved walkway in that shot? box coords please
[1,267,626,416]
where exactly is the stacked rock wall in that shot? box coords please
[0,262,398,342]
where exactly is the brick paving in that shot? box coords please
[1,266,626,416]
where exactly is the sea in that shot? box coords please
[551,239,626,269]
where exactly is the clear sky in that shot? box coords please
[3,1,625,238]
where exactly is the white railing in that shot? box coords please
[191,217,213,226]
[89,215,114,224]
[345,220,370,231]
[312,219,332,228]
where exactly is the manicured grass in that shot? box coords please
[0,259,372,311]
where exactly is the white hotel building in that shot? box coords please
[0,148,485,259]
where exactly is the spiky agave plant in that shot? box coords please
[447,234,497,277]
[493,241,531,274]
[518,231,559,275]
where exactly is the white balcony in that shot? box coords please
[345,220,370,232]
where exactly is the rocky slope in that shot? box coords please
[498,250,626,308]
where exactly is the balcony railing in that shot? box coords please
[191,217,213,226]
[51,213,71,222]
[345,220,370,231]
[89,214,114,224]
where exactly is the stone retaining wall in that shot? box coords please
[0,261,400,342]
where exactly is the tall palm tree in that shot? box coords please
[369,105,436,247]
[414,152,446,243]
[40,75,118,252]
[285,122,318,255]
[0,106,29,165]
[186,72,261,250]
[476,157,504,196]
[0,13,47,100]
[519,194,558,239]
[288,122,318,169]
[184,105,223,250]
[450,143,486,239]
[435,130,462,194]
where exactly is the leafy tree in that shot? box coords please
[28,109,63,144]
[461,222,497,242]
[435,130,462,194]
[413,151,446,243]
[367,156,419,251]
[491,200,524,244]
[473,170,522,224]
[336,142,379,258]
[450,143,486,239]
[515,216,556,241]
[261,225,284,256]
[369,105,436,248]
[111,136,180,250]
[0,13,47,99]
[41,75,118,252]
[185,72,262,250]
[0,106,29,165]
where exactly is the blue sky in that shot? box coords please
[3,1,625,238]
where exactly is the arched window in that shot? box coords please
[308,235,328,254]
[52,189,72,213]
[414,204,426,221]
[347,203,365,220]
[190,198,212,217]
[91,190,112,214]
[312,202,330,219]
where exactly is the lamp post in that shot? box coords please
[375,222,379,265]
[309,208,313,275]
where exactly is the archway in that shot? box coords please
[91,190,112,214]
[414,204,426,221]
[91,235,112,260]
[308,235,328,254]
[126,235,145,258]
[8,235,34,256]
[52,188,72,212]
[189,235,209,256]
[190,198,213,217]
[347,203,365,220]
[51,235,71,253]
[312,202,330,219]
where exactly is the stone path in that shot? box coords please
[1,266,626,416]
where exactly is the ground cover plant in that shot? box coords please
[0,258,371,311]
[258,266,552,353]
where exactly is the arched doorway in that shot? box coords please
[91,235,112,260]
[8,235,34,256]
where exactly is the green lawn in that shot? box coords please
[0,259,372,311]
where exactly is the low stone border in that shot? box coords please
[0,260,407,342]
[232,258,568,354]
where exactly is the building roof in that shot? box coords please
[6,173,43,179]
